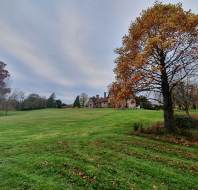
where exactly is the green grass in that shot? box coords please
[0,109,198,190]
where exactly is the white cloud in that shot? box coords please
[0,19,74,88]
[57,3,113,88]
[1,0,196,103]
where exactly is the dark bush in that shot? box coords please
[152,105,163,110]
[174,115,198,129]
[174,115,192,129]
[133,122,143,131]
[191,115,198,129]
[176,128,194,138]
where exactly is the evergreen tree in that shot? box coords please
[56,99,62,108]
[136,96,152,109]
[47,93,56,108]
[73,96,81,108]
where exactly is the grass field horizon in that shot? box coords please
[0,109,198,190]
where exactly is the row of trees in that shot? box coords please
[110,2,198,131]
[172,80,198,115]
[0,62,64,113]
[3,91,63,112]
[109,82,198,111]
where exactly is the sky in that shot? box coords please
[1,0,198,103]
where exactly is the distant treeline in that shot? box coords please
[0,91,68,112]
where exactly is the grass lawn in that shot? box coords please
[0,109,198,190]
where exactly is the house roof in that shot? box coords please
[88,96,108,104]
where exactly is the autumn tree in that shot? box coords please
[113,3,198,131]
[108,81,134,108]
[108,82,122,108]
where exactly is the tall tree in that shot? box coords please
[56,99,62,108]
[8,90,25,110]
[47,93,56,108]
[108,82,133,108]
[79,93,88,107]
[0,61,10,100]
[172,80,198,114]
[190,84,198,109]
[73,96,81,108]
[0,61,10,114]
[135,96,152,109]
[113,3,198,131]
[23,94,46,110]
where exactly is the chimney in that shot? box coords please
[96,94,99,99]
[104,92,107,98]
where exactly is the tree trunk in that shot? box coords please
[160,54,175,132]
[162,90,174,131]
[184,102,190,117]
[125,99,128,108]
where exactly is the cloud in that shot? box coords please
[0,0,197,103]
[0,19,74,88]
[0,0,114,100]
[57,2,114,88]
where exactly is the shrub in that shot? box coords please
[176,128,193,138]
[191,115,198,129]
[144,122,165,135]
[174,115,193,129]
[133,122,143,131]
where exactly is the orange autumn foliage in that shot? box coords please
[111,2,198,130]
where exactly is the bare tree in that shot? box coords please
[79,93,88,107]
[173,79,198,115]
[8,90,25,110]
[0,61,10,115]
